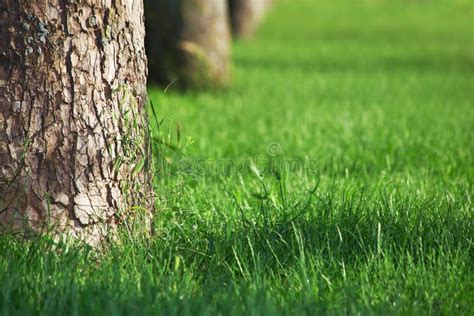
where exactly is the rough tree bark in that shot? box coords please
[229,0,273,38]
[145,0,231,89]
[0,0,153,246]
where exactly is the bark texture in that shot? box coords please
[145,0,231,89]
[0,0,152,246]
[229,0,273,38]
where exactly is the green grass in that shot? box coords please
[2,0,473,314]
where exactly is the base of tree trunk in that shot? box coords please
[229,0,273,39]
[145,0,231,89]
[0,1,154,247]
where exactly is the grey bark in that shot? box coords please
[229,0,273,38]
[0,0,153,246]
[145,0,231,89]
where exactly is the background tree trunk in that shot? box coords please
[229,0,273,38]
[145,0,231,89]
[0,0,152,246]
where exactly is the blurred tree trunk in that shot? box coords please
[0,0,153,246]
[145,0,231,89]
[229,0,273,38]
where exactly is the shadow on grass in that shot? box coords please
[154,188,471,279]
[0,188,472,315]
[234,54,474,74]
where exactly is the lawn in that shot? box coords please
[1,0,473,314]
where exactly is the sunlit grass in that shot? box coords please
[1,0,473,314]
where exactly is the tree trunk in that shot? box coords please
[0,0,153,246]
[145,0,231,89]
[229,0,273,38]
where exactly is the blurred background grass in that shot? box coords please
[151,0,473,181]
